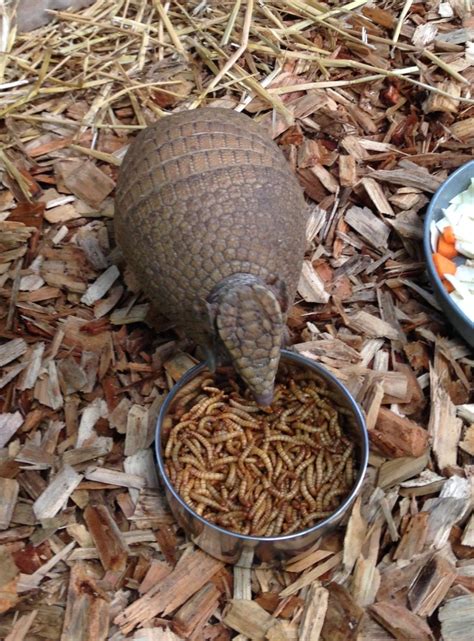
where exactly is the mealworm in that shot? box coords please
[229,399,260,413]
[209,431,242,444]
[171,441,183,464]
[189,394,224,418]
[189,493,228,511]
[189,469,225,480]
[178,455,205,470]
[295,454,316,476]
[219,412,259,428]
[251,446,273,477]
[212,456,238,469]
[249,491,266,519]
[302,510,333,526]
[238,477,248,505]
[316,448,325,487]
[300,479,317,510]
[205,401,227,415]
[306,461,316,495]
[184,438,206,466]
[164,366,357,537]
[276,441,294,469]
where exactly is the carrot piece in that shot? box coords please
[442,226,456,244]
[432,253,457,278]
[437,237,458,259]
[441,279,454,293]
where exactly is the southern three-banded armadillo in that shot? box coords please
[115,108,307,405]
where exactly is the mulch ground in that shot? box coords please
[0,1,473,640]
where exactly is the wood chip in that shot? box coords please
[347,311,399,340]
[84,504,130,572]
[428,368,463,470]
[0,412,24,448]
[57,160,115,208]
[370,408,429,458]
[408,553,457,617]
[299,584,328,641]
[223,600,277,641]
[32,465,83,520]
[0,338,27,367]
[345,206,390,249]
[81,265,120,305]
[61,562,110,641]
[115,550,223,633]
[321,582,363,641]
[298,260,330,303]
[369,601,434,641]
[0,479,19,530]
[439,595,474,641]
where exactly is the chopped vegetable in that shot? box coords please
[437,237,458,259]
[442,279,454,293]
[430,176,474,320]
[442,226,456,244]
[432,252,457,278]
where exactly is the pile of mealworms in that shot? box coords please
[163,366,357,537]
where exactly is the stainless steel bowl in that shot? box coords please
[423,159,474,346]
[155,349,369,565]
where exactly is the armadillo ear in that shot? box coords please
[216,282,283,404]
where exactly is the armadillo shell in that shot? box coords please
[114,108,307,341]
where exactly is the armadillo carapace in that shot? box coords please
[114,108,307,405]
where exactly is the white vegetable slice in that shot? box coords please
[456,240,474,259]
[436,217,450,233]
[445,274,471,299]
[430,220,440,253]
[456,265,474,283]
[449,290,474,320]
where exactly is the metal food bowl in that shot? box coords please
[155,349,369,565]
[423,159,474,346]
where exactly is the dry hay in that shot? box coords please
[0,1,473,640]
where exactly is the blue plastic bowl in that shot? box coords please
[423,160,474,347]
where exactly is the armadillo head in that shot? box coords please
[207,274,287,406]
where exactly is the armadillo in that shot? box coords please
[114,108,307,405]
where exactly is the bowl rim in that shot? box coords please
[423,159,474,330]
[154,348,369,544]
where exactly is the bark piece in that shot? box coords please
[299,584,328,641]
[298,261,330,304]
[173,582,221,640]
[115,550,223,633]
[378,453,429,489]
[344,206,390,249]
[57,160,115,208]
[369,601,434,641]
[321,582,363,641]
[0,412,24,448]
[84,504,130,572]
[0,478,19,530]
[408,553,457,617]
[0,338,27,367]
[280,552,343,597]
[4,610,37,641]
[428,368,462,470]
[33,465,83,520]
[439,595,474,641]
[124,405,149,457]
[347,311,399,339]
[370,408,429,458]
[60,562,110,641]
[223,600,276,641]
[394,512,429,560]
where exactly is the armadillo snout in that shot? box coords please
[215,277,283,407]
[254,390,275,407]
